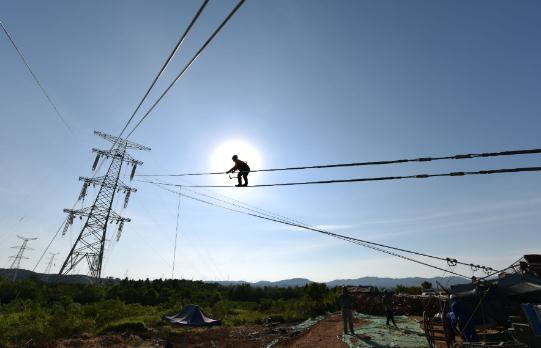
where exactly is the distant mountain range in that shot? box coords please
[0,268,467,289]
[208,276,467,289]
[0,268,117,284]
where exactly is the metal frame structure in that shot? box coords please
[59,131,150,279]
[9,235,38,280]
[9,235,37,269]
[44,252,59,274]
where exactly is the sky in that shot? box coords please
[1,0,540,282]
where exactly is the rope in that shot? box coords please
[1,20,72,133]
[139,166,541,188]
[149,181,475,279]
[136,148,541,177]
[125,0,246,138]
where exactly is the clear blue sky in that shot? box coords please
[1,0,540,282]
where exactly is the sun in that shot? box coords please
[210,139,263,185]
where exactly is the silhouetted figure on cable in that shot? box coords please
[338,286,355,335]
[226,155,250,187]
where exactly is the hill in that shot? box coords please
[0,268,467,288]
[0,268,119,284]
[208,276,466,288]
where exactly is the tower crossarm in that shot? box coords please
[63,207,131,223]
[94,130,151,151]
[79,176,137,193]
[92,148,144,166]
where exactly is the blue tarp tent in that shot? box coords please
[163,304,221,327]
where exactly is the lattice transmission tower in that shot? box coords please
[44,252,59,274]
[9,235,38,269]
[9,235,38,280]
[59,131,150,279]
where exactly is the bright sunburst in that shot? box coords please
[210,139,263,185]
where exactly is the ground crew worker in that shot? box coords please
[226,155,250,187]
[450,294,479,342]
[382,289,397,327]
[338,286,355,335]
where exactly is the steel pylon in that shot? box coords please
[59,131,150,279]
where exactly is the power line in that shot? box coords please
[140,166,541,188]
[150,171,309,226]
[172,187,181,279]
[1,20,72,133]
[136,148,541,177]
[137,178,501,269]
[32,217,67,271]
[116,0,209,141]
[148,181,479,279]
[180,186,309,226]
[31,0,220,273]
[125,0,246,138]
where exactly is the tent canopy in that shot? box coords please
[163,304,221,327]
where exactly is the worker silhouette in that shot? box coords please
[226,155,250,187]
[381,289,397,327]
[338,286,355,335]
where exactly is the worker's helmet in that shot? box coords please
[232,155,238,161]
[449,294,457,300]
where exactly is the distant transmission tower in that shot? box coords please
[44,252,59,274]
[44,252,59,282]
[9,235,38,280]
[59,131,150,279]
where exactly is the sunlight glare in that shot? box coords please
[210,139,263,186]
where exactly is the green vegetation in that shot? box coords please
[394,284,423,295]
[0,277,338,346]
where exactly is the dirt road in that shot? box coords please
[283,313,364,348]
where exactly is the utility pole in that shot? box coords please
[59,131,150,280]
[9,235,38,280]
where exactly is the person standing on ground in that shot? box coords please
[382,289,398,327]
[226,155,251,187]
[338,286,355,335]
[450,294,479,342]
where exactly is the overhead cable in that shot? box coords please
[1,20,72,133]
[141,166,541,188]
[148,181,482,279]
[137,148,541,177]
[180,186,308,226]
[182,184,493,273]
[125,0,246,138]
[172,188,182,279]
[91,1,210,177]
[116,0,209,140]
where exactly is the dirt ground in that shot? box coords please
[46,313,426,348]
[280,313,364,348]
[165,325,288,348]
[48,324,289,348]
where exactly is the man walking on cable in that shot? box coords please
[226,155,251,187]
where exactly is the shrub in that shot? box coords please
[98,320,147,335]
